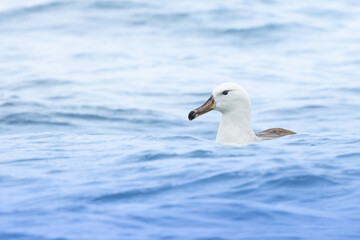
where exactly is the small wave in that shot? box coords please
[184,172,246,186]
[338,87,360,94]
[301,104,327,110]
[125,151,179,162]
[89,1,153,10]
[93,171,244,203]
[67,105,159,116]
[183,150,214,158]
[0,157,44,165]
[159,135,203,141]
[203,23,302,40]
[124,147,218,163]
[93,185,172,203]
[45,96,73,100]
[0,101,46,108]
[9,79,72,90]
[231,209,273,221]
[260,104,327,116]
[301,8,349,19]
[54,111,177,128]
[0,1,71,20]
[147,12,191,23]
[223,23,289,35]
[93,174,236,203]
[263,174,337,188]
[336,153,360,159]
[0,232,69,240]
[55,112,121,121]
[1,113,73,126]
[343,169,360,176]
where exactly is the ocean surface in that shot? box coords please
[1,0,360,239]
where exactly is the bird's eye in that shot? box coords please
[222,90,230,95]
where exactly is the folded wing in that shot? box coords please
[256,128,296,140]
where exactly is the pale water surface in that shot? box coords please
[0,0,360,239]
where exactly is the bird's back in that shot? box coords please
[256,128,296,140]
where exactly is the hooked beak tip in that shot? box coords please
[188,110,196,121]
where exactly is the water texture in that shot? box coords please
[0,0,360,239]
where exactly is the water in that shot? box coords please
[1,0,360,239]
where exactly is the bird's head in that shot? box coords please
[188,82,251,121]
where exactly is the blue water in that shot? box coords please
[1,0,360,239]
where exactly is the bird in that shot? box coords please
[188,82,295,146]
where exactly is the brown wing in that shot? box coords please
[256,128,296,140]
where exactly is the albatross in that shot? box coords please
[188,82,295,146]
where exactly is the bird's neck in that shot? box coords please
[216,109,258,146]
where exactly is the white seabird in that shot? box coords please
[188,82,295,146]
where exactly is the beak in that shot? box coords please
[188,95,216,121]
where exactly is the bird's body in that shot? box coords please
[188,82,295,146]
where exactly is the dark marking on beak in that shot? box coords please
[188,95,216,121]
[188,110,196,121]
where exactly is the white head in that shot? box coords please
[188,82,256,145]
[188,82,251,120]
[212,82,251,114]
